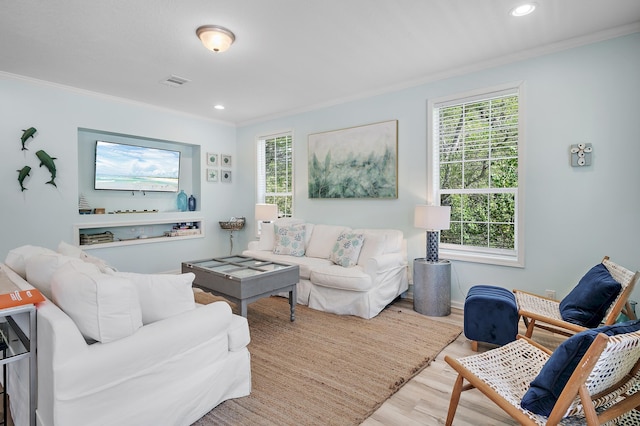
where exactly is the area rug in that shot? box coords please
[192,293,462,426]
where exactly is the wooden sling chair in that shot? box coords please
[445,329,640,425]
[514,256,639,339]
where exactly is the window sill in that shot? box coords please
[440,248,524,268]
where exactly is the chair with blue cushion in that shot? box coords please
[445,320,640,425]
[514,256,639,339]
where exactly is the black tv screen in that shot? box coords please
[94,140,181,192]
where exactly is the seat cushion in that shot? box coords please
[559,263,622,327]
[242,250,332,280]
[310,265,372,291]
[521,319,640,416]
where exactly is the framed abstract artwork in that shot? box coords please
[308,120,398,198]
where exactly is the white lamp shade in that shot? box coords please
[414,205,451,230]
[255,203,278,221]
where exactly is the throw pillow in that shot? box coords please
[25,253,86,300]
[521,319,640,416]
[57,240,117,273]
[5,245,57,279]
[330,232,365,267]
[273,224,306,256]
[51,261,143,343]
[109,271,196,324]
[559,263,622,327]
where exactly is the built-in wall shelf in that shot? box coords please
[74,212,205,249]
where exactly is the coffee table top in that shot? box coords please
[183,255,294,280]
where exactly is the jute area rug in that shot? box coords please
[193,293,462,426]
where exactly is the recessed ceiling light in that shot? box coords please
[510,3,537,17]
[214,104,225,110]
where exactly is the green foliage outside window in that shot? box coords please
[437,94,519,251]
[263,135,293,217]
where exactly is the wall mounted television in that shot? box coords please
[94,140,181,193]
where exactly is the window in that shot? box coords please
[257,132,293,217]
[428,84,524,266]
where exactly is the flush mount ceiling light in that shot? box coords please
[510,3,537,17]
[214,104,225,110]
[196,25,235,52]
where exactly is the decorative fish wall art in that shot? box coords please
[20,127,37,150]
[35,150,57,187]
[17,166,31,191]
[15,127,60,191]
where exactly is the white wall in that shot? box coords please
[235,33,640,307]
[0,75,239,273]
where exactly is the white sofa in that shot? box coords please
[2,244,251,426]
[243,220,408,319]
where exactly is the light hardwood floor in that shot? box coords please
[361,300,564,426]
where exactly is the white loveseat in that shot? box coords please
[243,220,408,319]
[2,244,251,426]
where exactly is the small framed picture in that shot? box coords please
[221,169,232,183]
[221,154,232,167]
[206,168,218,182]
[207,153,218,166]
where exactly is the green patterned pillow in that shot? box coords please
[273,224,306,256]
[330,232,364,267]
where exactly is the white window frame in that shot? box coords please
[256,130,294,217]
[427,82,525,267]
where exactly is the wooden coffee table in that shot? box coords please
[182,255,299,321]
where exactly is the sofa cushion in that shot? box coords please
[354,229,404,254]
[25,253,86,300]
[356,233,386,266]
[559,263,622,328]
[57,240,116,273]
[51,262,143,343]
[109,271,196,324]
[306,225,351,259]
[5,245,57,279]
[243,249,332,280]
[521,319,640,416]
[273,224,306,256]
[330,232,364,267]
[310,265,373,291]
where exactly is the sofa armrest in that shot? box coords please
[247,240,260,250]
[55,301,237,398]
[363,253,406,275]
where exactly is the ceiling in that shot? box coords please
[1,0,639,126]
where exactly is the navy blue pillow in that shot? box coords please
[521,319,640,416]
[559,263,622,328]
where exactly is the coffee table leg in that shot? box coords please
[240,300,248,318]
[289,287,296,322]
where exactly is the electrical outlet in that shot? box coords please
[545,289,556,300]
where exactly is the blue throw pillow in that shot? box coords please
[559,263,622,328]
[521,319,640,416]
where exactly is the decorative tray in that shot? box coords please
[219,217,245,230]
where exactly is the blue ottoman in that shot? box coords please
[464,285,518,351]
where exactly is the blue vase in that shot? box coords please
[188,195,196,211]
[177,190,187,212]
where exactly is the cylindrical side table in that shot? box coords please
[413,258,451,316]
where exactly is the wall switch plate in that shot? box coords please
[545,289,556,300]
